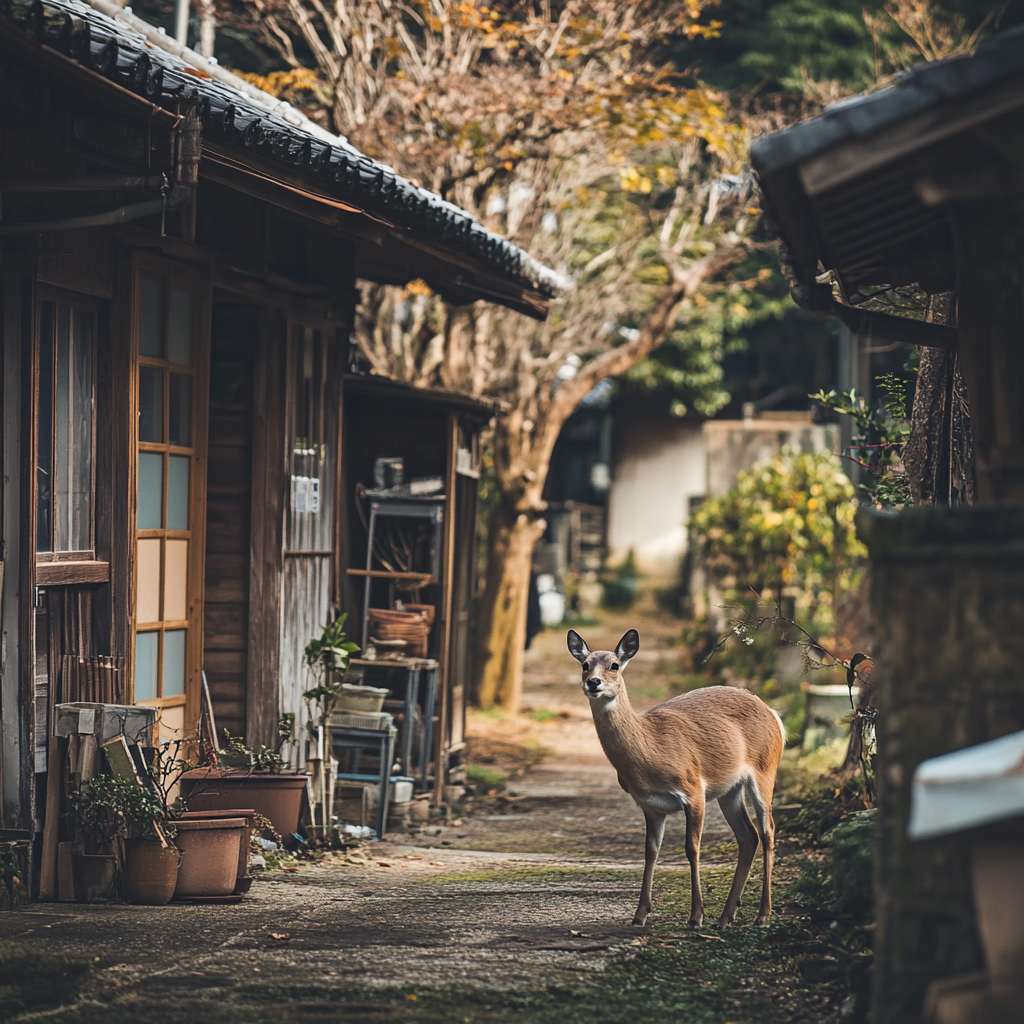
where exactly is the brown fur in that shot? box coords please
[567,629,785,928]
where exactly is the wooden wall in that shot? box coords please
[203,305,258,740]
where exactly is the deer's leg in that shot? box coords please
[684,797,705,927]
[748,773,777,926]
[633,811,666,926]
[716,783,759,926]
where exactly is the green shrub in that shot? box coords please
[601,550,639,609]
[790,808,875,923]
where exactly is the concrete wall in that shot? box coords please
[607,417,705,579]
[703,413,840,497]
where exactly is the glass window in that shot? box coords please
[134,273,200,706]
[139,279,163,358]
[167,289,193,367]
[167,455,189,530]
[37,300,95,554]
[135,631,159,702]
[169,374,191,447]
[139,366,164,444]
[162,630,186,697]
[137,452,164,529]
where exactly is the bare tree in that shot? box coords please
[240,0,758,709]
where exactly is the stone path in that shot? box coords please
[0,609,798,1023]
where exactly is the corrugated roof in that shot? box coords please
[1,0,567,304]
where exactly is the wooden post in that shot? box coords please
[433,412,459,808]
[246,313,285,749]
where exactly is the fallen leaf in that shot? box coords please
[270,932,291,941]
[569,930,581,937]
[405,854,423,860]
[378,862,392,868]
[283,867,299,873]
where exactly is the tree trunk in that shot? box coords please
[474,495,546,710]
[904,292,976,506]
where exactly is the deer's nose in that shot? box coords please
[586,678,601,692]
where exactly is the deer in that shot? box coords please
[567,628,786,928]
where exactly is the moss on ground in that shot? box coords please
[9,863,860,1023]
[0,944,90,1021]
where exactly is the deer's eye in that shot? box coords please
[582,663,590,673]
[611,662,619,671]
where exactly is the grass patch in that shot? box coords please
[465,764,507,787]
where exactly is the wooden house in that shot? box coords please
[753,26,1024,1024]
[0,0,557,888]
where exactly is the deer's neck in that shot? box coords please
[590,691,649,774]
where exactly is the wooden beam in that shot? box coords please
[433,411,459,808]
[35,562,110,586]
[246,313,286,748]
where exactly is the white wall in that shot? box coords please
[703,414,840,496]
[607,417,705,580]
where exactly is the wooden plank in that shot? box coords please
[202,650,249,674]
[346,569,436,582]
[434,412,459,807]
[204,554,249,603]
[34,561,110,586]
[246,314,285,748]
[203,604,248,648]
[206,448,252,495]
[39,741,62,900]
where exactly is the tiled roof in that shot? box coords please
[751,26,1024,178]
[2,0,566,301]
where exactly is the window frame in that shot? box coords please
[130,259,209,720]
[33,287,101,571]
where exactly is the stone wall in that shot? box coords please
[862,505,1024,1023]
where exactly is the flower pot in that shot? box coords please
[173,818,247,898]
[180,769,308,840]
[71,853,117,903]
[336,683,389,714]
[123,837,181,906]
[179,809,255,894]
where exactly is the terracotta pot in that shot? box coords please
[180,770,308,840]
[123,837,181,906]
[173,818,246,898]
[71,853,117,903]
[179,808,254,893]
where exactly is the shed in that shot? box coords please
[0,0,556,895]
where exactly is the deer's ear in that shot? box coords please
[616,629,640,666]
[566,630,591,663]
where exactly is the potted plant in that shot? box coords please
[74,773,179,905]
[303,615,361,833]
[179,721,309,842]
[303,613,362,721]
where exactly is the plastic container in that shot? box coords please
[331,710,394,731]
[337,683,389,713]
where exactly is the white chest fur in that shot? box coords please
[633,790,688,815]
